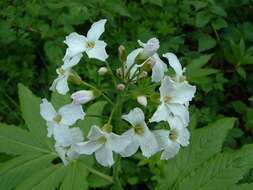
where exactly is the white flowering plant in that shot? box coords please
[1,19,252,190]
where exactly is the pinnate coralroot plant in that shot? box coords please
[40,19,196,167]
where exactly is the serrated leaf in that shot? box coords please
[17,164,66,190]
[0,154,55,190]
[0,123,52,155]
[177,144,253,190]
[157,118,236,189]
[60,161,89,190]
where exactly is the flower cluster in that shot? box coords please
[40,19,196,167]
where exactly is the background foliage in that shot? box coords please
[1,0,253,189]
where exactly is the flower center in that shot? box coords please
[134,124,145,135]
[98,136,107,144]
[57,68,65,75]
[86,41,95,49]
[164,96,172,104]
[169,129,178,141]
[53,114,62,124]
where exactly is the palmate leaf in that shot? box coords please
[156,118,236,190]
[0,84,112,190]
[156,117,253,190]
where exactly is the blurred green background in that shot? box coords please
[1,0,253,148]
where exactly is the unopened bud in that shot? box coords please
[71,90,95,104]
[98,67,108,76]
[137,95,147,107]
[118,45,126,64]
[117,83,125,91]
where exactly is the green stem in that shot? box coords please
[80,81,114,106]
[113,156,123,190]
[105,61,118,86]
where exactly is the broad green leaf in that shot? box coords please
[0,123,52,155]
[18,84,51,147]
[0,154,55,190]
[60,161,89,190]
[177,144,253,190]
[231,183,253,190]
[196,11,211,27]
[198,33,217,52]
[156,118,236,190]
[17,164,66,190]
[236,67,246,79]
[75,101,107,135]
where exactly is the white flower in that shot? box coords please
[138,37,160,59]
[153,126,190,160]
[64,19,108,62]
[137,95,147,107]
[151,54,168,83]
[120,108,159,158]
[55,127,84,165]
[74,126,130,167]
[124,48,143,79]
[50,67,71,95]
[150,77,196,128]
[163,52,186,82]
[40,99,85,137]
[71,90,95,104]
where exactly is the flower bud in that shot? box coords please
[138,71,148,79]
[71,90,94,104]
[139,38,160,59]
[118,45,126,63]
[137,95,147,107]
[98,67,108,76]
[116,83,125,91]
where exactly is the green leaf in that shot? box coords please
[231,183,253,190]
[198,33,217,52]
[51,92,71,110]
[0,154,55,190]
[75,101,107,135]
[196,11,212,27]
[18,84,50,146]
[177,144,253,190]
[0,123,52,155]
[212,18,228,30]
[17,164,66,190]
[236,67,247,79]
[157,118,236,189]
[60,162,89,190]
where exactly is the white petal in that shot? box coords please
[85,40,108,61]
[55,145,68,165]
[59,103,85,126]
[107,133,130,153]
[122,107,145,127]
[168,104,189,126]
[87,125,104,140]
[64,32,86,58]
[62,53,83,70]
[153,129,170,150]
[69,127,84,143]
[74,140,102,155]
[176,127,190,146]
[125,48,143,70]
[87,19,107,41]
[149,103,171,123]
[152,56,168,82]
[141,38,160,58]
[137,125,159,157]
[167,114,186,129]
[119,129,139,157]
[95,145,114,167]
[160,141,180,160]
[50,74,69,95]
[40,99,56,121]
[169,82,196,104]
[137,95,148,107]
[159,77,174,100]
[66,146,79,160]
[163,52,183,77]
[46,121,55,137]
[53,125,73,147]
